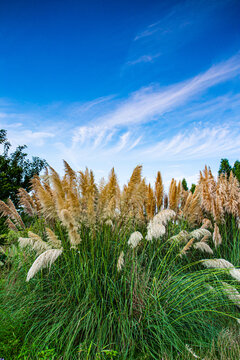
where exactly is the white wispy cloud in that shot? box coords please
[127,53,161,66]
[143,125,240,160]
[60,53,240,170]
[134,21,161,41]
[8,129,55,147]
[134,0,230,42]
[83,54,240,131]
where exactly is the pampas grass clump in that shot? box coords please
[2,162,240,359]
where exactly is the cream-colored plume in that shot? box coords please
[169,230,190,244]
[45,228,62,249]
[193,242,213,254]
[221,282,240,308]
[26,248,63,282]
[189,228,211,241]
[146,222,165,241]
[153,209,176,226]
[202,258,235,269]
[117,251,124,272]
[213,223,222,247]
[128,231,143,248]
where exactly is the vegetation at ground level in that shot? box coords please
[1,157,240,359]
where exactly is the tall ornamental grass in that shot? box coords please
[1,219,240,359]
[1,162,240,359]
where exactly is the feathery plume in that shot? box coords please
[221,282,240,308]
[229,268,240,282]
[155,171,163,211]
[180,238,194,256]
[200,234,211,243]
[60,209,76,228]
[202,258,235,269]
[0,200,14,218]
[26,249,63,282]
[105,219,113,227]
[19,234,51,254]
[6,199,25,228]
[49,166,65,200]
[153,209,176,226]
[45,228,62,249]
[189,228,211,241]
[103,168,120,219]
[213,223,222,247]
[63,160,77,183]
[121,165,144,219]
[79,167,90,209]
[66,188,82,222]
[128,231,143,248]
[146,183,156,219]
[18,237,35,249]
[68,227,81,246]
[31,177,57,219]
[18,188,36,216]
[193,242,213,254]
[169,230,190,244]
[146,222,165,241]
[163,194,168,209]
[224,172,240,217]
[86,169,97,222]
[117,251,124,272]
[201,218,212,229]
[169,179,177,211]
[181,189,203,226]
[5,218,18,231]
[0,199,24,228]
[28,231,52,253]
[28,231,42,242]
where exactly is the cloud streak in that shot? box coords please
[143,125,240,161]
[92,54,240,129]
[71,53,240,153]
[126,53,161,66]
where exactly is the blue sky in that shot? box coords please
[0,0,240,187]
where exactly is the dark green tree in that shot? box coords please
[0,129,47,204]
[218,158,232,178]
[233,160,240,183]
[182,178,188,191]
[190,183,196,194]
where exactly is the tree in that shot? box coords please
[182,178,188,191]
[218,158,232,178]
[218,158,240,183]
[190,184,196,194]
[0,129,47,204]
[233,160,240,183]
